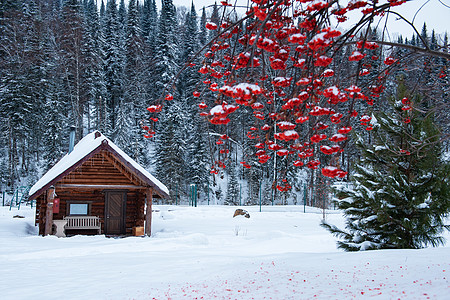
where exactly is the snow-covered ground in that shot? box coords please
[0,205,448,299]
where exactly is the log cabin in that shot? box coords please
[28,131,169,237]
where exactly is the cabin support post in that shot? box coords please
[145,188,153,236]
[44,186,55,236]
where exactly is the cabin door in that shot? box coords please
[105,191,127,235]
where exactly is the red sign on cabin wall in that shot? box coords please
[53,198,60,214]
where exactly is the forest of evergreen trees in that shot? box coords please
[0,0,448,207]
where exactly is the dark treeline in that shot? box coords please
[0,0,448,206]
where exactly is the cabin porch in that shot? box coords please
[35,186,149,236]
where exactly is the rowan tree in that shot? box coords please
[143,0,450,191]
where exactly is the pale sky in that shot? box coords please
[165,0,449,41]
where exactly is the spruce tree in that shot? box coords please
[22,0,48,178]
[179,2,210,198]
[322,82,450,251]
[114,1,135,154]
[141,0,157,114]
[199,7,207,46]
[59,0,88,139]
[186,120,210,198]
[207,2,220,42]
[118,0,127,35]
[420,23,429,48]
[103,0,123,134]
[40,12,70,173]
[152,0,178,96]
[262,178,273,205]
[226,161,240,205]
[152,0,186,202]
[178,1,200,96]
[99,0,106,26]
[141,0,151,38]
[42,81,67,172]
[144,0,158,54]
[154,102,186,203]
[0,2,35,186]
[85,0,107,133]
[141,0,158,50]
[245,133,263,205]
[120,0,148,164]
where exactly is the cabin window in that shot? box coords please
[68,203,89,215]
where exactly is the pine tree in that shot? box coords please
[262,178,273,205]
[245,135,263,205]
[0,2,36,186]
[146,0,158,54]
[410,34,416,46]
[113,1,135,151]
[178,1,200,96]
[208,2,220,41]
[362,28,382,87]
[141,0,158,49]
[322,82,450,251]
[42,79,67,172]
[85,0,107,133]
[420,23,429,48]
[178,2,210,197]
[430,30,437,50]
[103,0,123,134]
[141,0,150,37]
[59,0,88,140]
[154,102,186,203]
[119,0,148,163]
[118,0,127,35]
[186,120,210,197]
[21,0,49,178]
[152,0,178,96]
[31,1,69,173]
[199,7,207,46]
[99,0,106,26]
[152,0,186,202]
[226,161,239,205]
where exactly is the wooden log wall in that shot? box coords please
[59,152,140,186]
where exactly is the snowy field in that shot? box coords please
[0,205,449,300]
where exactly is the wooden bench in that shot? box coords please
[64,216,101,234]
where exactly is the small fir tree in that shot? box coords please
[322,85,450,251]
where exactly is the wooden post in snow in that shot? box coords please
[145,188,153,236]
[44,186,55,236]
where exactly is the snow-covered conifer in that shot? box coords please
[322,81,450,251]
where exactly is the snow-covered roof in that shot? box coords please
[29,131,169,199]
